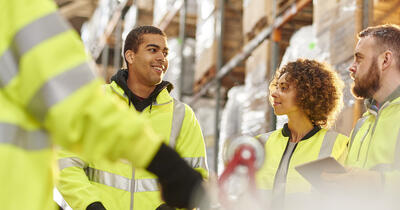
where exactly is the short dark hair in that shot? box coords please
[359,24,400,69]
[123,25,167,65]
[270,59,344,128]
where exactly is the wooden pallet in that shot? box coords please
[193,66,216,93]
[244,16,269,44]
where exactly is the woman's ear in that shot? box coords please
[125,50,134,64]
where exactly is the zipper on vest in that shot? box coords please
[357,123,372,161]
[130,168,135,210]
[362,103,389,167]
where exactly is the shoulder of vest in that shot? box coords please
[107,82,126,98]
[155,89,174,105]
[256,130,275,145]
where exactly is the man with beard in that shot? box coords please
[319,24,400,208]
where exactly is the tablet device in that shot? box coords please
[295,157,346,189]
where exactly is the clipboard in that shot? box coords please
[295,157,346,189]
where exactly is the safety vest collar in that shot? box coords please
[364,87,400,117]
[109,80,173,107]
[153,88,173,106]
[364,97,400,119]
[281,123,321,141]
[109,81,128,100]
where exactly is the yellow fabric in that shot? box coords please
[346,96,400,192]
[0,0,162,209]
[57,81,208,210]
[256,128,348,194]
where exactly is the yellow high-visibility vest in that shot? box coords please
[346,92,400,192]
[256,128,348,194]
[57,81,208,210]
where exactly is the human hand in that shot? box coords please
[320,167,382,192]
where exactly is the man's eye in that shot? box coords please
[149,48,156,52]
[163,52,168,57]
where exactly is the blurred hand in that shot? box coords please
[321,167,382,192]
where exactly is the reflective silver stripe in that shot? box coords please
[27,62,95,122]
[168,98,186,148]
[318,130,339,158]
[135,179,159,192]
[58,157,86,171]
[53,188,73,210]
[85,167,159,192]
[349,116,368,149]
[86,167,131,192]
[0,12,70,87]
[184,157,207,169]
[256,131,274,145]
[12,12,70,56]
[0,49,18,87]
[0,123,49,150]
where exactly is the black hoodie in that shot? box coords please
[110,69,173,112]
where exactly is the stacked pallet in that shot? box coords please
[244,0,312,81]
[374,0,400,25]
[313,0,357,67]
[243,0,273,43]
[136,0,154,26]
[193,0,244,93]
[314,0,400,68]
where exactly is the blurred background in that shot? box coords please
[55,0,400,174]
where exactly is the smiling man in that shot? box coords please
[56,26,208,210]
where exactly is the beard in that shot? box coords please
[351,59,381,99]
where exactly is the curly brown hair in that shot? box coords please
[270,59,344,128]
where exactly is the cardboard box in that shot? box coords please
[313,0,339,36]
[245,40,271,86]
[329,0,356,66]
[194,0,244,90]
[194,41,217,82]
[243,0,273,37]
[374,0,400,25]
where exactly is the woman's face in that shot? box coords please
[270,73,301,116]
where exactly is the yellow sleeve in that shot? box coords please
[175,104,209,179]
[332,133,349,165]
[46,83,162,168]
[1,0,162,168]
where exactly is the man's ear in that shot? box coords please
[382,50,393,71]
[125,50,134,64]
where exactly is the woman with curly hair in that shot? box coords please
[255,59,349,207]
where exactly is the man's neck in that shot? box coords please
[373,68,400,104]
[126,72,155,99]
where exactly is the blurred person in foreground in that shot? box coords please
[255,59,349,209]
[0,0,206,209]
[56,26,208,210]
[320,24,400,208]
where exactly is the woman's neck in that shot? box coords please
[287,112,314,143]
